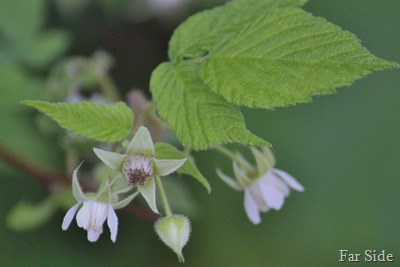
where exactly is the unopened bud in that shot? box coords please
[154,215,191,262]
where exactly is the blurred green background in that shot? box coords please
[0,0,399,266]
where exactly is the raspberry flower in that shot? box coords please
[62,166,138,242]
[93,126,186,214]
[217,147,304,224]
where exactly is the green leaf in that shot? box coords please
[198,7,399,109]
[21,101,134,142]
[150,61,267,150]
[168,0,307,60]
[155,143,211,193]
[6,197,56,231]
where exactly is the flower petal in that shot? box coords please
[154,159,186,176]
[257,180,285,210]
[216,169,241,191]
[93,148,126,170]
[247,183,270,212]
[72,164,89,202]
[127,126,155,157]
[268,173,290,197]
[76,201,92,229]
[138,177,159,214]
[62,203,81,230]
[107,207,119,242]
[244,189,261,224]
[273,169,304,192]
[87,229,101,242]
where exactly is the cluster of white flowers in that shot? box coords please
[61,126,303,262]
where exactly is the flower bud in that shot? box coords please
[154,215,191,262]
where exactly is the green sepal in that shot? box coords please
[112,191,139,210]
[127,126,155,157]
[138,178,159,214]
[93,148,126,170]
[72,163,90,202]
[155,143,211,193]
[251,147,272,175]
[216,169,241,191]
[154,159,187,177]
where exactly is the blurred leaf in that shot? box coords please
[150,61,267,150]
[6,197,56,231]
[155,142,211,193]
[22,101,134,142]
[0,0,43,38]
[0,0,68,68]
[199,7,399,109]
[0,63,63,167]
[16,31,69,69]
[0,63,41,112]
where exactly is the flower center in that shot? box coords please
[123,155,153,185]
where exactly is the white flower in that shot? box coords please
[93,126,186,214]
[62,165,138,242]
[63,200,118,242]
[217,147,304,224]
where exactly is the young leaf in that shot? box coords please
[168,0,307,61]
[199,7,399,109]
[155,143,211,193]
[22,101,133,142]
[150,61,267,150]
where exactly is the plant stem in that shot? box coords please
[155,175,172,217]
[99,74,120,102]
[215,145,236,161]
[215,145,253,173]
[0,144,68,189]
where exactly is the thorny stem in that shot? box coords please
[0,144,159,223]
[155,175,172,217]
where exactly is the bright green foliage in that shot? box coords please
[155,143,211,193]
[199,7,399,108]
[168,0,307,61]
[6,197,56,231]
[22,101,134,142]
[150,62,267,150]
[152,0,398,150]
